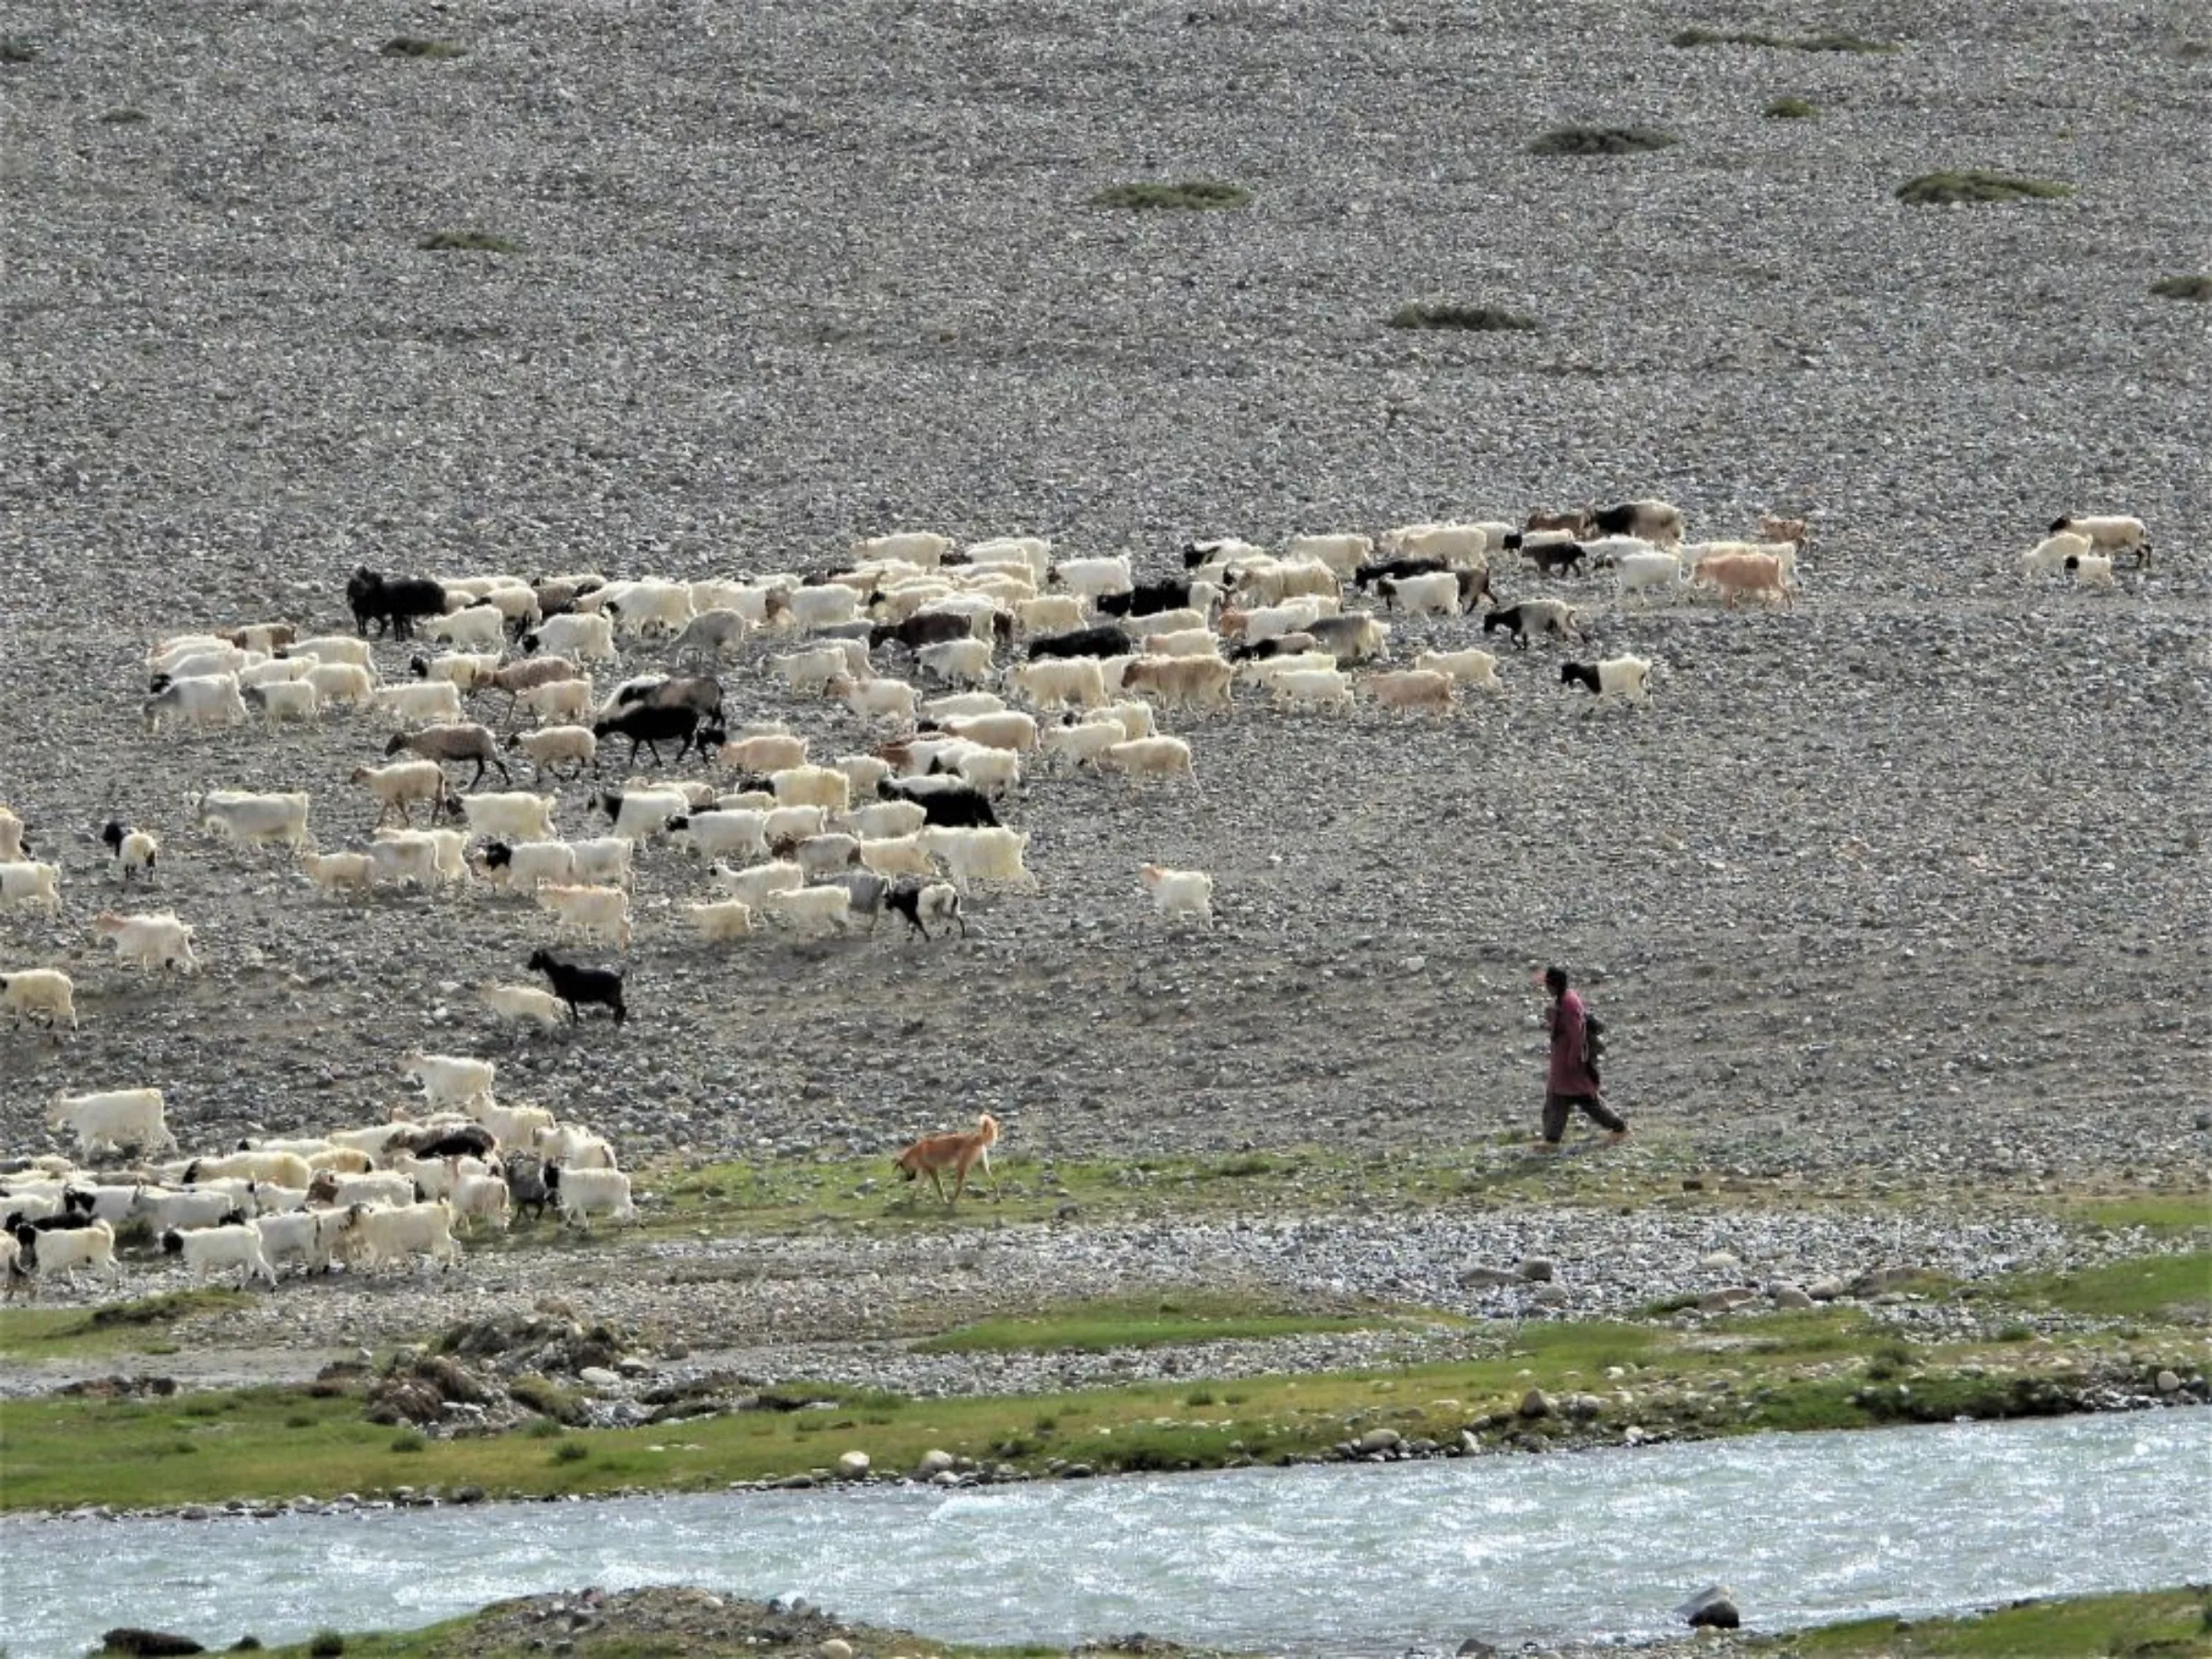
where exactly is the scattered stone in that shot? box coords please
[1677,1586,1741,1630]
[1355,1427,1401,1453]
[917,1449,956,1477]
[2156,1371,2181,1394]
[579,1367,621,1389]
[100,1633,205,1658]
[1519,1389,1553,1418]
[1517,1257,1556,1282]
[836,1451,870,1477]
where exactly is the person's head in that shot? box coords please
[1544,966,1570,998]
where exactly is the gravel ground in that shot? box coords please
[1,4,2207,1362]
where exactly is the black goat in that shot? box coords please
[1524,540,1587,577]
[1026,624,1128,661]
[1094,577,1197,618]
[398,1124,500,1161]
[870,611,975,653]
[1352,558,1446,592]
[346,566,447,641]
[592,702,704,765]
[886,879,966,940]
[502,1152,552,1223]
[527,947,628,1026]
[877,777,1000,829]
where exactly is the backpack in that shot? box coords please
[1583,1011,1607,1069]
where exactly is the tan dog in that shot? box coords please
[894,1112,1001,1206]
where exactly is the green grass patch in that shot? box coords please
[915,1290,1454,1354]
[1896,171,2073,205]
[4,1304,2187,1512]
[1671,26,1893,52]
[645,1140,1689,1241]
[0,1288,246,1359]
[2151,275,2212,302]
[2057,1194,2212,1238]
[1773,1586,2212,1656]
[380,37,467,58]
[418,230,523,253]
[1766,96,1818,118]
[1987,1251,2212,1323]
[1528,125,1678,156]
[1088,179,1249,211]
[1388,302,1538,332]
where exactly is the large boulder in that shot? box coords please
[1677,1586,1741,1630]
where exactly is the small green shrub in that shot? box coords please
[524,1418,566,1439]
[99,107,147,124]
[283,1414,314,1430]
[0,39,39,63]
[1388,302,1538,333]
[309,1633,345,1659]
[1671,26,1892,52]
[1183,1387,1218,1407]
[1033,1413,1059,1432]
[1995,1324,2036,1343]
[229,1639,264,1653]
[1088,180,1250,211]
[1765,97,1818,119]
[1896,171,2073,205]
[1528,126,1677,157]
[388,1430,426,1453]
[552,1441,590,1464]
[1864,1341,1916,1380]
[381,37,467,58]
[418,230,522,253]
[2150,275,2212,301]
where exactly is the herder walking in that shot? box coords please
[1538,965,1628,1151]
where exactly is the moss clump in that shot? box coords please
[1088,179,1250,210]
[1671,26,1893,52]
[1528,125,1678,156]
[1388,302,1539,332]
[0,39,40,63]
[2150,275,2212,301]
[381,37,467,58]
[1766,96,1818,118]
[1896,171,2073,205]
[418,230,523,253]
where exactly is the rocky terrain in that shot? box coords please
[1,0,2208,1623]
[3,0,2206,1188]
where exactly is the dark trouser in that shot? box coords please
[1544,1090,1625,1142]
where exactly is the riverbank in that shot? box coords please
[6,1256,2203,1517]
[65,1583,2212,1659]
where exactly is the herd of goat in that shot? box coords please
[0,501,2154,1294]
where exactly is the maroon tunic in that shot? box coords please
[1547,988,1601,1095]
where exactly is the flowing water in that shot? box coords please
[5,1412,2206,1658]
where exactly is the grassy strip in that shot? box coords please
[914,1290,1462,1353]
[6,1299,2196,1513]
[1979,1251,2212,1322]
[641,1140,1699,1236]
[1671,27,1893,52]
[117,1584,2212,1659]
[201,1596,1070,1659]
[1763,1586,2212,1655]
[0,1289,248,1359]
[1896,171,2073,205]
[1387,302,1538,332]
[1088,180,1248,210]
